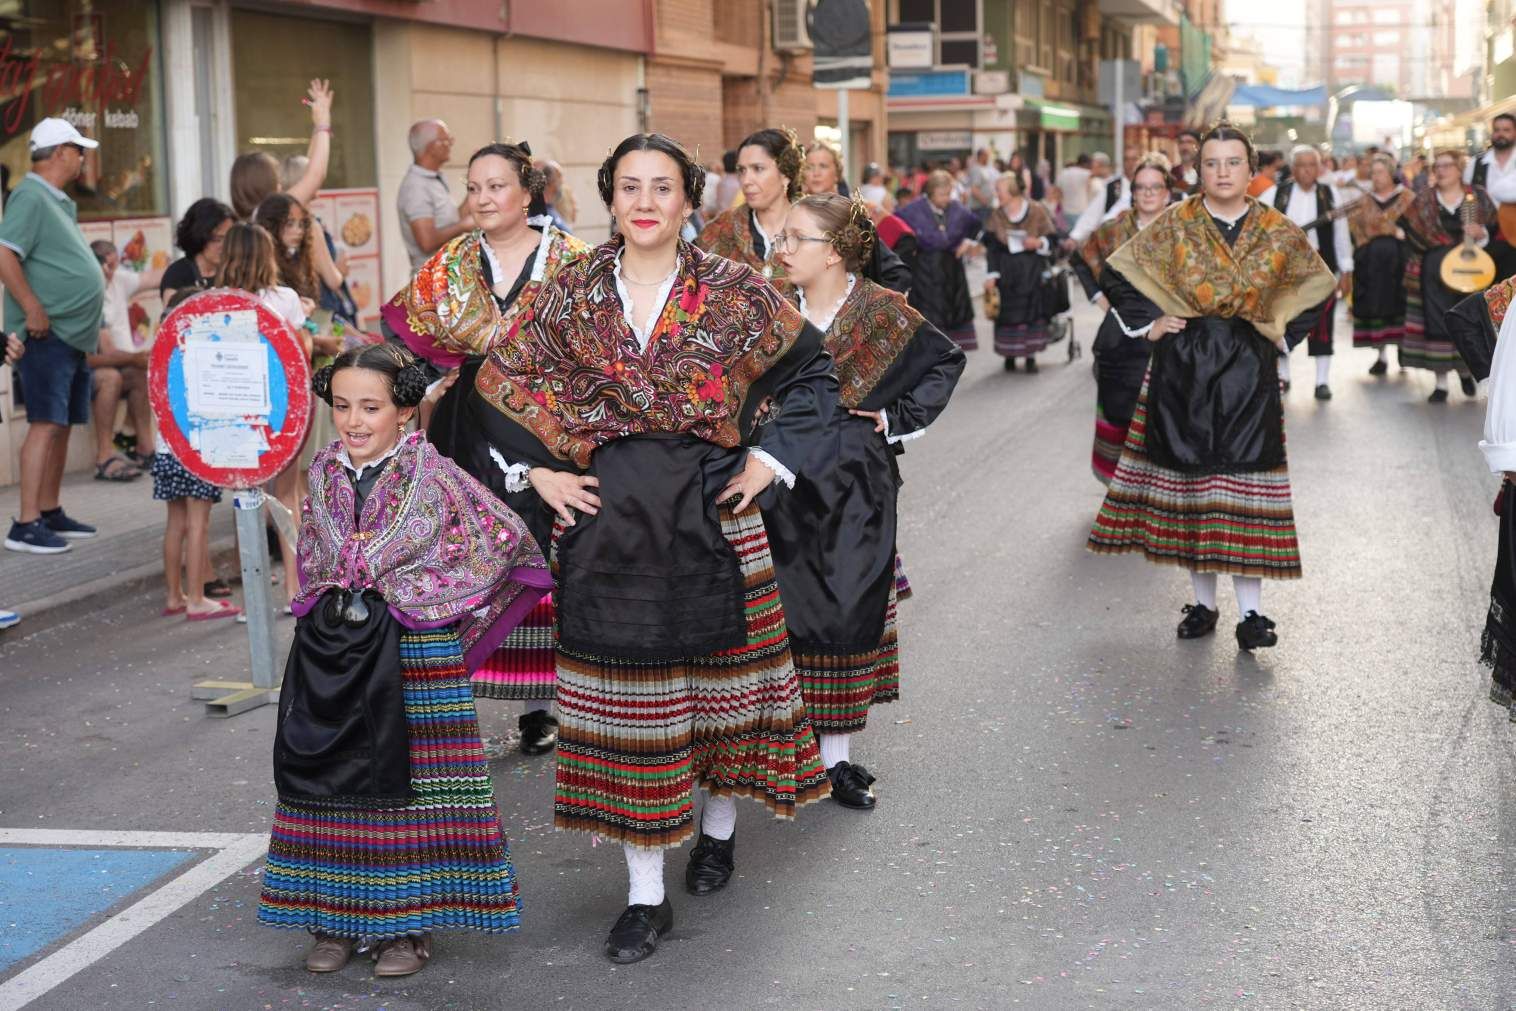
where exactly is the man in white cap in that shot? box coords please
[0,118,106,556]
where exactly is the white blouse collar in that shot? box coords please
[797,272,857,333]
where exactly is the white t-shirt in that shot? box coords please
[101,266,141,353]
[258,286,307,330]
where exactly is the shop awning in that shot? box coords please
[1022,98,1112,132]
[1229,84,1327,108]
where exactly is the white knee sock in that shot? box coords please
[818,732,851,769]
[521,700,550,715]
[1190,572,1218,609]
[1278,353,1292,382]
[700,792,737,840]
[1315,356,1331,385]
[1233,576,1262,619]
[1377,346,1389,363]
[1435,372,1450,391]
[624,845,666,906]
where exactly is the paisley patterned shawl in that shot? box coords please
[381,226,591,368]
[696,206,789,290]
[1346,188,1415,249]
[1105,194,1336,344]
[1401,185,1497,251]
[1487,276,1516,332]
[293,433,551,667]
[984,199,1055,246]
[825,278,926,409]
[475,238,808,468]
[1079,209,1140,282]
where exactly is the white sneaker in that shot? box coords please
[0,609,20,630]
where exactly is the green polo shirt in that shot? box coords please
[0,173,105,352]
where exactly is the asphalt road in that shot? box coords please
[1,298,1512,1010]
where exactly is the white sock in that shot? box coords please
[700,792,737,841]
[1435,372,1449,391]
[521,700,550,714]
[624,845,666,906]
[1315,356,1331,385]
[1233,576,1262,619]
[1278,354,1292,382]
[818,732,851,769]
[1190,572,1218,609]
[1377,346,1389,363]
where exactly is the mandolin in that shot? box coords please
[1440,192,1497,294]
[1499,204,1516,248]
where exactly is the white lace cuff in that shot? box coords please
[488,446,532,494]
[882,410,926,445]
[1112,308,1153,339]
[749,448,796,489]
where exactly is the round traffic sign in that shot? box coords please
[148,289,312,489]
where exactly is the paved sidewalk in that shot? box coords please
[0,469,237,627]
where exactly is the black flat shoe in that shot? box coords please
[605,897,674,964]
[826,760,877,810]
[1368,359,1388,376]
[1003,357,1016,371]
[1462,375,1478,396]
[1429,388,1449,403]
[1235,611,1278,651]
[1314,383,1332,400]
[684,831,735,895]
[518,710,558,755]
[1176,602,1219,639]
[1024,357,1038,373]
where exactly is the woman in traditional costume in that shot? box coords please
[896,169,983,350]
[1072,153,1174,484]
[471,133,838,964]
[764,193,964,809]
[696,127,805,291]
[1401,149,1496,402]
[1448,277,1516,716]
[1086,124,1336,651]
[383,142,590,755]
[258,344,550,977]
[983,171,1057,371]
[1347,153,1416,372]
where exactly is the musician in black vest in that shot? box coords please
[1466,113,1516,283]
[1259,145,1353,400]
[1067,147,1138,248]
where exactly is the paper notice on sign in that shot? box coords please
[199,425,262,468]
[184,341,271,417]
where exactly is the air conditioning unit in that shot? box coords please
[773,0,813,53]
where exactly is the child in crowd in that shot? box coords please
[257,343,549,976]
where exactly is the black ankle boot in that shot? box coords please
[605,897,674,963]
[684,831,735,895]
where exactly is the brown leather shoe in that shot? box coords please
[373,934,431,977]
[304,933,355,973]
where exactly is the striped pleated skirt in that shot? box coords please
[894,554,913,601]
[552,501,830,850]
[1092,404,1126,486]
[1087,377,1302,580]
[258,628,521,939]
[794,582,900,734]
[471,594,557,701]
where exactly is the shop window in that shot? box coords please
[940,38,980,68]
[230,9,375,191]
[0,1,168,220]
[898,0,934,22]
[939,0,977,33]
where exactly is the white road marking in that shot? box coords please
[0,829,266,1011]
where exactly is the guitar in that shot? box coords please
[1499,204,1516,247]
[1439,192,1498,294]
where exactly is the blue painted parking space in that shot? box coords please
[0,847,195,973]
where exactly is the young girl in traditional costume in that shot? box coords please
[257,343,550,977]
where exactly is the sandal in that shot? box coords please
[187,600,242,622]
[94,455,141,482]
[204,579,234,599]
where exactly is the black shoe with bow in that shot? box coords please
[683,830,736,895]
[605,897,674,964]
[1429,387,1449,403]
[518,710,558,755]
[1176,603,1219,639]
[1235,611,1278,651]
[826,761,877,810]
[1368,359,1388,376]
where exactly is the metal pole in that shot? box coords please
[838,88,851,188]
[1114,61,1124,182]
[232,488,278,691]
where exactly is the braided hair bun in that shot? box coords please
[792,192,876,272]
[311,363,336,404]
[391,361,430,408]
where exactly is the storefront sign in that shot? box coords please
[0,35,152,135]
[918,130,973,151]
[975,71,1010,95]
[887,26,935,69]
[888,70,971,99]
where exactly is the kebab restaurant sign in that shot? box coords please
[0,16,152,136]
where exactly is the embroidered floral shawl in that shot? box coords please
[1346,188,1415,249]
[1487,276,1516,331]
[1079,209,1141,282]
[696,206,789,290]
[1105,195,1336,345]
[381,226,591,369]
[984,199,1055,246]
[823,278,925,409]
[1402,185,1497,252]
[293,433,552,670]
[475,238,808,467]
